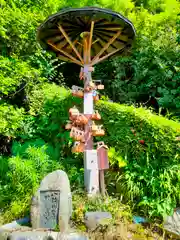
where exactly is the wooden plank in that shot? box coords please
[47,41,82,66]
[91,31,121,64]
[97,147,109,170]
[58,24,84,64]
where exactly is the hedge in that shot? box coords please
[24,83,180,219]
[96,100,180,219]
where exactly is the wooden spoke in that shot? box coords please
[96,27,123,31]
[92,46,125,65]
[56,40,69,50]
[83,34,89,64]
[58,24,84,64]
[92,38,99,45]
[47,41,82,66]
[57,54,73,63]
[66,39,78,49]
[91,31,121,64]
[88,21,94,61]
[77,41,83,46]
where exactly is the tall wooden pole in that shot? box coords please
[83,32,99,196]
[83,33,93,150]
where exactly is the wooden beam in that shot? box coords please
[57,54,72,63]
[66,39,78,49]
[91,31,121,64]
[92,38,99,45]
[83,35,89,64]
[56,40,69,50]
[77,41,83,46]
[96,27,123,31]
[47,41,82,66]
[92,46,125,65]
[88,21,94,61]
[58,24,84,64]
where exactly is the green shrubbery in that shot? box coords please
[96,101,180,219]
[0,83,179,223]
[0,0,179,233]
[0,146,63,222]
[3,83,179,220]
[0,103,24,136]
[0,143,84,223]
[0,0,180,114]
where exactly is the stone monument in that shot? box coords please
[30,170,72,232]
[1,170,88,240]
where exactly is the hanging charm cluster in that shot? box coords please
[65,66,107,153]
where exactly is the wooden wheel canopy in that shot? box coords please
[37,7,136,66]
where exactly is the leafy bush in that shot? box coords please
[96,100,180,219]
[1,83,179,222]
[72,193,132,230]
[23,83,82,162]
[0,0,180,223]
[0,0,180,115]
[0,145,64,221]
[0,56,46,96]
[26,83,180,219]
[0,144,83,223]
[0,103,24,136]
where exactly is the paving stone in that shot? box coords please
[7,231,88,240]
[7,231,51,240]
[0,227,32,240]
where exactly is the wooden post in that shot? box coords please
[82,29,99,196]
[97,142,109,196]
[99,170,105,196]
[55,22,112,197]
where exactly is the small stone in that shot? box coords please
[164,208,180,236]
[127,232,133,239]
[84,212,112,230]
[65,232,88,240]
[30,170,72,231]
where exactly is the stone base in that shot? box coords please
[0,230,10,240]
[0,227,31,240]
[5,231,88,240]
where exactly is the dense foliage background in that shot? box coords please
[0,0,180,224]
